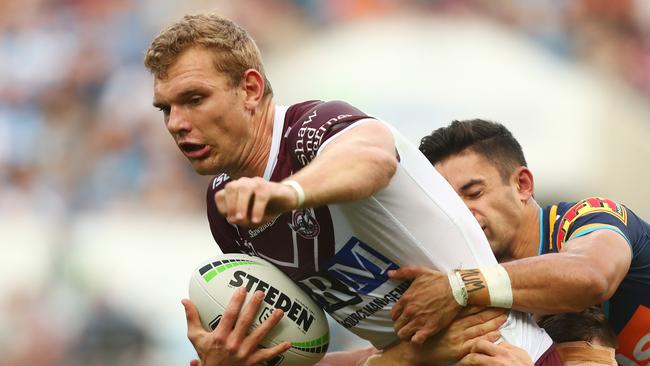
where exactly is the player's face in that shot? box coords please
[152,47,252,175]
[435,150,524,258]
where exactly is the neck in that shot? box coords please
[232,97,275,179]
[505,199,542,261]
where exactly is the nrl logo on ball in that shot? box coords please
[288,208,320,239]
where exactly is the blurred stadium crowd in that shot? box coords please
[1,0,649,365]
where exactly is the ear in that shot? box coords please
[513,166,534,201]
[241,69,265,109]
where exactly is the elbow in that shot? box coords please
[374,150,397,190]
[567,270,612,312]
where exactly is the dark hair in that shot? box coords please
[419,119,527,182]
[536,306,618,347]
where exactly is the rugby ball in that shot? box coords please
[189,253,329,366]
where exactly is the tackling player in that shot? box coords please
[392,119,650,365]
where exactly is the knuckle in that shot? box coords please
[225,341,239,354]
[212,334,227,346]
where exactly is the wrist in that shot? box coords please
[452,265,513,308]
[281,179,306,208]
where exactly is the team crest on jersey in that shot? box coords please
[288,208,320,239]
[556,197,628,246]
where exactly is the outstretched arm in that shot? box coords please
[390,229,631,342]
[497,229,630,313]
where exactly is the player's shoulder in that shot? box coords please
[555,197,630,231]
[285,100,368,128]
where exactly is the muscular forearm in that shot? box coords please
[289,121,397,207]
[500,253,612,314]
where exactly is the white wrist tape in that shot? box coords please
[481,264,513,308]
[282,180,305,207]
[448,270,468,307]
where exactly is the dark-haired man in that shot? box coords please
[391,119,650,365]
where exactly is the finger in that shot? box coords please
[460,331,501,357]
[235,182,255,222]
[230,290,265,342]
[189,359,201,366]
[390,299,404,322]
[462,313,508,339]
[244,308,285,349]
[485,330,501,343]
[458,352,492,366]
[396,317,422,340]
[249,341,292,365]
[215,287,247,336]
[224,183,239,222]
[251,186,270,224]
[457,305,486,318]
[215,191,227,216]
[469,339,500,356]
[183,299,205,343]
[411,328,434,345]
[387,267,424,280]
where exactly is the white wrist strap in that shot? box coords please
[282,180,305,207]
[448,270,468,307]
[482,264,513,308]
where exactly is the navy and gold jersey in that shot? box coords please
[541,197,650,363]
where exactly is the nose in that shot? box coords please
[167,106,191,135]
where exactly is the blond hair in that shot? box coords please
[144,13,272,96]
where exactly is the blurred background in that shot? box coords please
[1,0,650,364]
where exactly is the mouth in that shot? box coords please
[178,142,210,159]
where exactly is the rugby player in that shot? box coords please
[392,119,649,365]
[144,14,561,366]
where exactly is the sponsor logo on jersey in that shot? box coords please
[298,237,409,328]
[288,208,320,239]
[211,173,230,189]
[248,215,279,238]
[229,270,315,333]
[557,197,628,246]
[293,110,352,166]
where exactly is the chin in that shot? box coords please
[191,161,218,175]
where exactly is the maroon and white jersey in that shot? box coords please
[207,101,551,359]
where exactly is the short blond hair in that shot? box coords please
[144,13,272,96]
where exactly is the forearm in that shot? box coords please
[503,254,611,313]
[288,121,397,207]
[464,254,611,314]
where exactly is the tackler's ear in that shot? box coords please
[514,166,534,201]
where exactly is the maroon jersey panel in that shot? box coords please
[205,101,369,279]
[284,100,370,171]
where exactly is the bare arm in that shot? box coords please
[390,229,632,342]
[502,229,631,313]
[290,120,397,207]
[217,120,397,226]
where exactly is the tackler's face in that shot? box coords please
[153,47,253,175]
[434,149,523,259]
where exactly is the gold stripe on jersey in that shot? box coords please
[568,223,622,241]
[548,205,558,251]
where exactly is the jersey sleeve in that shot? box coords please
[206,173,240,253]
[286,100,371,169]
[556,197,632,250]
